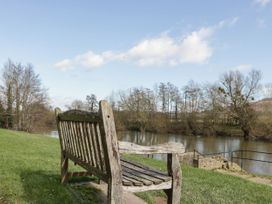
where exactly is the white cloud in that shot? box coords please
[55,18,238,70]
[55,28,214,69]
[254,0,271,7]
[232,64,253,73]
[218,17,239,28]
[126,36,178,66]
[75,51,105,68]
[124,27,213,66]
[55,59,73,71]
[178,28,213,64]
[55,52,105,70]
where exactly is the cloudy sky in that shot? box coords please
[0,0,272,107]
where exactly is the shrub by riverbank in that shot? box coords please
[0,128,272,203]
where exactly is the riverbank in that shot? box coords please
[1,128,272,203]
[119,124,272,143]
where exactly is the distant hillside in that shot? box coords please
[252,98,272,112]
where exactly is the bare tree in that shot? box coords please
[1,60,49,132]
[86,94,98,112]
[66,100,86,110]
[218,70,262,140]
[183,80,204,113]
[20,64,48,131]
[167,82,180,120]
[158,82,168,113]
[119,87,156,132]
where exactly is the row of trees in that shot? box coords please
[106,70,263,140]
[66,70,270,140]
[1,59,269,140]
[0,60,54,132]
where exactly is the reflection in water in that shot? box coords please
[118,131,272,176]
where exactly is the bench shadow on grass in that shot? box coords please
[20,170,105,204]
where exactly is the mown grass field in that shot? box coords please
[0,128,272,204]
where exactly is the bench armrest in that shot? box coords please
[118,141,185,155]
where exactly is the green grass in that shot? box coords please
[1,128,272,204]
[0,128,101,204]
[124,155,272,204]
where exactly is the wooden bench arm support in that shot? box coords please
[118,141,185,155]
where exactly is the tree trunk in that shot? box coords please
[242,127,251,140]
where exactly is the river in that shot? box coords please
[50,130,272,176]
[118,131,272,176]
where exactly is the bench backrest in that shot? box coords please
[55,100,122,181]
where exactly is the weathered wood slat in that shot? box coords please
[122,178,133,186]
[82,122,93,165]
[90,123,100,169]
[75,122,85,161]
[69,122,79,158]
[121,159,171,181]
[121,158,169,176]
[63,122,72,154]
[122,171,152,186]
[65,122,75,156]
[119,141,185,154]
[94,123,104,172]
[80,122,89,162]
[96,125,106,172]
[165,153,182,204]
[74,122,84,160]
[122,166,162,185]
[121,163,167,183]
[85,123,96,166]
[59,122,67,151]
[99,101,123,204]
[63,122,71,152]
[123,180,172,193]
[76,122,86,161]
[78,122,88,162]
[122,175,143,186]
[71,122,81,159]
[58,110,101,123]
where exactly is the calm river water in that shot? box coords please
[118,131,272,176]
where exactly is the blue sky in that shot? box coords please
[0,0,272,108]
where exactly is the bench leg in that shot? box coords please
[107,178,123,204]
[61,152,69,184]
[165,153,182,204]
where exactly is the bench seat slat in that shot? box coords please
[122,171,153,186]
[122,175,143,186]
[122,166,163,185]
[122,178,133,186]
[121,159,171,182]
[120,159,171,187]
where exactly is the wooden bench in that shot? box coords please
[55,100,185,204]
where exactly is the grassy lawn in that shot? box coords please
[0,128,101,204]
[1,128,272,204]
